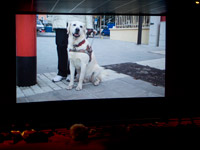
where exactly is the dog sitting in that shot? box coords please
[66,21,104,91]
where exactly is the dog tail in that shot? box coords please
[99,67,118,82]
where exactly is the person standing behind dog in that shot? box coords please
[52,15,93,82]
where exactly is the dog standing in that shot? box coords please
[66,21,104,91]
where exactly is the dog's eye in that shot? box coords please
[80,25,83,28]
[73,24,76,26]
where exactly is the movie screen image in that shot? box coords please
[16,15,166,103]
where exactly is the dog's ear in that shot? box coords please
[67,22,71,34]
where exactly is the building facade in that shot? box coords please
[110,16,150,44]
[110,15,166,48]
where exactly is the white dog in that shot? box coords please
[66,21,104,91]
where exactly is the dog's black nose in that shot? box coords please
[75,28,80,33]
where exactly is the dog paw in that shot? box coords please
[76,85,82,91]
[93,79,100,86]
[66,85,73,90]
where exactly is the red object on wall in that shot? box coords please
[161,16,166,22]
[16,14,36,57]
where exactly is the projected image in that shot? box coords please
[16,15,166,103]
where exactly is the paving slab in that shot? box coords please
[17,72,164,103]
[136,58,165,70]
[119,76,165,96]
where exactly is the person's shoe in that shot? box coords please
[52,75,65,82]
[66,75,71,82]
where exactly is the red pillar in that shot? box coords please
[16,14,37,86]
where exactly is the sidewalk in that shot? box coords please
[17,36,165,103]
[17,71,164,103]
[37,36,165,74]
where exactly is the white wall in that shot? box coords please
[110,28,149,44]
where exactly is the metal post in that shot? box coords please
[137,16,143,45]
[99,15,102,38]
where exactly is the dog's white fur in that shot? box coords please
[66,21,104,91]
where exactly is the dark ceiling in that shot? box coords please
[14,0,168,15]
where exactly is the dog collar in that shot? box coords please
[73,39,86,48]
